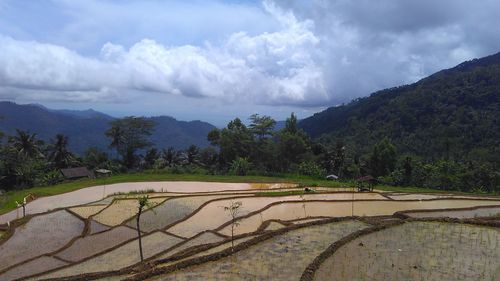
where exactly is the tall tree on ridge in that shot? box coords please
[106,117,155,169]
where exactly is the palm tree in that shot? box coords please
[48,134,75,169]
[9,129,44,158]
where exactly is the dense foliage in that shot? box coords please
[299,52,500,192]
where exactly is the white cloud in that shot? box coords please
[0,2,327,106]
[1,0,499,110]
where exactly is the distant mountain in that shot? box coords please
[299,51,500,164]
[50,109,113,120]
[0,102,216,155]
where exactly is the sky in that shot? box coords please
[0,0,499,126]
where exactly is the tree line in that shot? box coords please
[0,114,497,193]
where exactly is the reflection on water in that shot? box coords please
[167,193,386,237]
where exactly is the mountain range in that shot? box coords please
[0,101,216,155]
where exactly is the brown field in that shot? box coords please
[0,210,84,271]
[314,221,500,281]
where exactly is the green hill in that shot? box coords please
[0,102,216,155]
[300,52,500,165]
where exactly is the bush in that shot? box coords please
[37,170,63,186]
[229,157,251,176]
[298,161,326,178]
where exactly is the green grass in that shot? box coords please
[0,171,494,216]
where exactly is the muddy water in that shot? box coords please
[218,199,500,236]
[0,182,264,224]
[167,193,386,237]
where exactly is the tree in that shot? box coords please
[224,200,242,251]
[249,114,276,140]
[277,113,311,171]
[9,129,44,158]
[199,147,218,170]
[105,117,155,169]
[218,118,253,165]
[402,156,413,185]
[136,195,156,262]
[48,134,75,169]
[143,148,160,169]
[284,113,299,135]
[162,147,181,167]
[185,145,200,165]
[83,147,110,169]
[369,137,397,177]
[207,129,220,146]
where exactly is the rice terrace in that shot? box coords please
[0,180,498,281]
[1,1,500,280]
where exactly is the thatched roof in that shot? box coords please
[61,167,94,179]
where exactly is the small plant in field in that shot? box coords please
[224,200,242,251]
[15,194,34,218]
[299,194,307,217]
[136,195,157,262]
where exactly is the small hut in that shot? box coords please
[356,175,376,192]
[61,167,95,180]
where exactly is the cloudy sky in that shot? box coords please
[1,0,499,125]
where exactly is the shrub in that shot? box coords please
[298,161,326,178]
[229,157,251,176]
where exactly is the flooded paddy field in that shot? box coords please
[167,192,386,237]
[55,226,137,262]
[218,199,500,236]
[126,194,255,233]
[34,231,184,279]
[0,181,498,280]
[0,210,84,272]
[149,220,368,281]
[92,198,166,226]
[314,221,500,281]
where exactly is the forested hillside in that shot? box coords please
[300,52,500,165]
